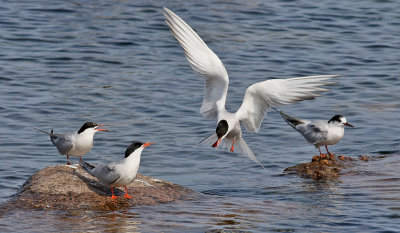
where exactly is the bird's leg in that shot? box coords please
[111,187,117,200]
[79,156,82,163]
[318,147,325,157]
[230,139,235,152]
[325,145,334,157]
[66,155,71,165]
[124,186,132,199]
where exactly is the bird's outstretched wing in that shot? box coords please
[164,7,229,119]
[237,75,339,132]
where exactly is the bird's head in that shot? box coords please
[328,115,354,128]
[78,122,110,135]
[212,120,229,148]
[125,141,153,158]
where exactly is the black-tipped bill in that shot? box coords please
[344,122,354,128]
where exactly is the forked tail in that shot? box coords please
[272,108,307,131]
[199,133,265,169]
[80,161,96,177]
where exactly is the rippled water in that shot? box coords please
[1,0,399,232]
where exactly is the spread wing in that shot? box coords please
[164,7,229,119]
[237,75,338,132]
[93,164,121,186]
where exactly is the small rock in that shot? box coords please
[285,154,363,180]
[358,155,370,161]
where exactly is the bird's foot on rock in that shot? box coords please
[111,195,118,200]
[124,194,132,199]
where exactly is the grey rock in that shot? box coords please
[1,164,196,211]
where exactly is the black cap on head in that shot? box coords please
[125,141,143,158]
[78,122,99,134]
[216,120,229,138]
[328,115,343,124]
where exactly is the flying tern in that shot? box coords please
[163,8,339,166]
[34,122,109,165]
[80,141,153,200]
[274,109,354,156]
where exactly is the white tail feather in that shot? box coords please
[199,134,265,169]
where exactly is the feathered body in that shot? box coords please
[164,8,339,166]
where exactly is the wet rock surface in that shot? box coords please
[285,154,371,180]
[1,164,196,211]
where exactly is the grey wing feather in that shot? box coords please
[33,127,73,154]
[80,161,96,177]
[296,123,328,145]
[93,164,121,186]
[273,108,310,131]
[51,134,73,155]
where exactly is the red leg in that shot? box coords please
[325,145,333,156]
[111,187,117,200]
[318,147,323,156]
[124,186,132,199]
[79,156,82,163]
[230,139,235,152]
[66,155,71,165]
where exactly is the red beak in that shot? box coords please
[212,138,221,148]
[95,124,110,131]
[143,142,154,147]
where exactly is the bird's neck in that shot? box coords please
[125,148,143,166]
[75,131,95,143]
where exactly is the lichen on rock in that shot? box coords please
[284,154,370,180]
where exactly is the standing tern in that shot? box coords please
[274,109,354,156]
[163,7,339,166]
[80,141,153,200]
[34,122,109,165]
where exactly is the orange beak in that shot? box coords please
[95,124,110,132]
[143,142,154,147]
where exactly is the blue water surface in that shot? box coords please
[0,0,399,232]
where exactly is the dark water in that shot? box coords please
[1,0,399,232]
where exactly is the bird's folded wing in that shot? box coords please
[237,75,338,132]
[94,164,121,186]
[52,137,73,155]
[164,7,229,119]
[296,123,328,144]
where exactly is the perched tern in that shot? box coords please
[274,109,354,156]
[80,141,153,200]
[163,7,339,166]
[34,122,109,165]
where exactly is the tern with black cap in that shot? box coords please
[34,122,109,165]
[274,108,354,156]
[80,141,153,200]
[163,7,339,166]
